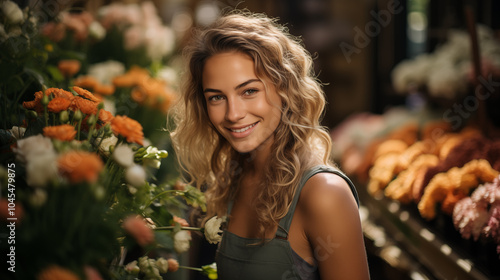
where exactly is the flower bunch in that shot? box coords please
[391,24,500,100]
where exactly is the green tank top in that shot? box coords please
[215,165,360,280]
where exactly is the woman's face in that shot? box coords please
[202,51,282,154]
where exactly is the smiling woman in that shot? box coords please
[171,10,370,280]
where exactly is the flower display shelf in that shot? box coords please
[357,183,500,280]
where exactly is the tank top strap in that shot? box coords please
[275,165,359,239]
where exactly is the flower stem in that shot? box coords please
[178,265,203,272]
[155,226,202,231]
[145,190,183,208]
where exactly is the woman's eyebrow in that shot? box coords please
[203,79,261,94]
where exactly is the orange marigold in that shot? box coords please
[37,265,79,280]
[73,86,100,102]
[45,88,74,100]
[43,125,77,141]
[122,215,155,246]
[111,115,144,146]
[70,97,98,115]
[112,66,150,87]
[94,84,115,95]
[58,59,81,78]
[98,109,113,124]
[74,76,99,90]
[58,151,103,183]
[47,97,72,113]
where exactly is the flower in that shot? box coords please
[58,151,104,183]
[112,144,134,167]
[201,262,218,280]
[173,230,192,253]
[125,164,146,187]
[15,135,58,187]
[58,59,81,78]
[98,109,113,125]
[9,126,25,140]
[37,265,79,280]
[48,97,72,113]
[123,215,155,246]
[167,259,179,272]
[43,125,77,141]
[70,97,99,115]
[111,115,144,145]
[173,215,190,227]
[138,256,161,280]
[1,1,24,24]
[84,266,103,280]
[204,216,226,244]
[125,261,140,274]
[96,134,118,156]
[156,257,169,274]
[73,86,101,102]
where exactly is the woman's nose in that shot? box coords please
[225,97,246,122]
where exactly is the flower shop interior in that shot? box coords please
[1,0,500,279]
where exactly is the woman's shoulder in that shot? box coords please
[298,169,359,217]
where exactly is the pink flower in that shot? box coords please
[122,215,154,246]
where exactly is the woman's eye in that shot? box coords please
[208,95,224,102]
[243,88,258,96]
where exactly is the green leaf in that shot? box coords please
[47,65,64,82]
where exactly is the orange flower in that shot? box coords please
[94,84,115,95]
[45,88,75,100]
[112,66,150,87]
[111,115,144,145]
[47,97,71,113]
[58,151,103,183]
[73,86,100,102]
[58,59,81,78]
[73,76,99,90]
[173,216,190,227]
[37,265,79,280]
[167,259,179,272]
[98,109,113,124]
[122,215,155,246]
[22,90,46,113]
[70,97,98,115]
[43,125,77,141]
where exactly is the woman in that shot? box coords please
[171,10,370,280]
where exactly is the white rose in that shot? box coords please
[204,216,226,244]
[15,135,58,187]
[125,164,146,187]
[173,230,191,253]
[96,135,118,156]
[112,144,134,167]
[1,1,24,24]
[156,257,169,274]
[125,260,140,274]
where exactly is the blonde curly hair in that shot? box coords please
[171,10,335,238]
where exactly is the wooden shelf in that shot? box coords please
[358,184,500,280]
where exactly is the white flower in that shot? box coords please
[138,256,161,279]
[89,21,106,40]
[112,144,134,167]
[9,126,25,140]
[15,135,58,188]
[156,257,169,274]
[157,66,178,86]
[87,60,125,85]
[204,216,226,244]
[173,230,191,253]
[1,1,24,24]
[96,135,118,156]
[125,164,146,187]
[125,260,140,274]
